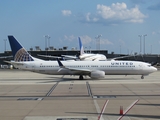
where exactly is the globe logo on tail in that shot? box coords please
[14,48,34,62]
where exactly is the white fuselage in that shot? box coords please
[13,60,157,76]
[79,53,107,61]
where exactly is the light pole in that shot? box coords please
[138,35,142,54]
[143,34,147,54]
[127,48,129,55]
[85,47,87,53]
[48,35,50,49]
[95,34,102,50]
[44,35,47,50]
[89,46,91,53]
[4,39,7,52]
[44,35,50,55]
[44,35,50,50]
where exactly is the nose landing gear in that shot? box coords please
[141,75,144,79]
[79,75,84,80]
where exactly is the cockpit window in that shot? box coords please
[148,65,151,67]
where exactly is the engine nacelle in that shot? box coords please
[90,70,105,79]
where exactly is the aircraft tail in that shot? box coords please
[8,35,41,62]
[78,37,85,55]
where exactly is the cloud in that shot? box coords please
[148,2,160,10]
[63,35,113,47]
[152,31,160,35]
[62,10,72,16]
[64,35,76,41]
[84,2,147,25]
[118,39,125,46]
[80,35,113,45]
[86,12,99,22]
[80,35,92,44]
[100,39,113,45]
[86,13,91,21]
[152,31,156,35]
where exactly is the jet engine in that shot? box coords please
[90,70,105,79]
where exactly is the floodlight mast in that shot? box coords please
[95,34,102,50]
[44,35,50,55]
[138,35,142,54]
[143,34,147,55]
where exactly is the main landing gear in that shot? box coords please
[141,75,144,79]
[79,75,84,80]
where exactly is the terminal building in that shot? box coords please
[1,47,160,68]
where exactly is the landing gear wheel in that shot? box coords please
[141,75,144,79]
[79,75,84,80]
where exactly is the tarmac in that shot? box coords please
[0,69,160,120]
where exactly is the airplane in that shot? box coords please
[5,35,157,80]
[62,37,107,61]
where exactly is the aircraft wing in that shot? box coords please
[61,55,78,59]
[0,55,13,59]
[4,61,24,65]
[109,55,136,61]
[38,54,78,60]
[66,67,91,72]
[60,67,91,74]
[38,54,62,59]
[57,59,91,74]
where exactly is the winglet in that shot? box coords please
[57,58,66,72]
[57,58,65,68]
[78,37,85,55]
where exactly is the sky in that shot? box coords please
[0,0,160,54]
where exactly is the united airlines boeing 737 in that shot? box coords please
[6,35,157,80]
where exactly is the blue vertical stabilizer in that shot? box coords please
[8,35,34,61]
[78,37,85,55]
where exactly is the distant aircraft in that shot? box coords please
[6,35,157,80]
[62,37,107,61]
[38,37,107,61]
